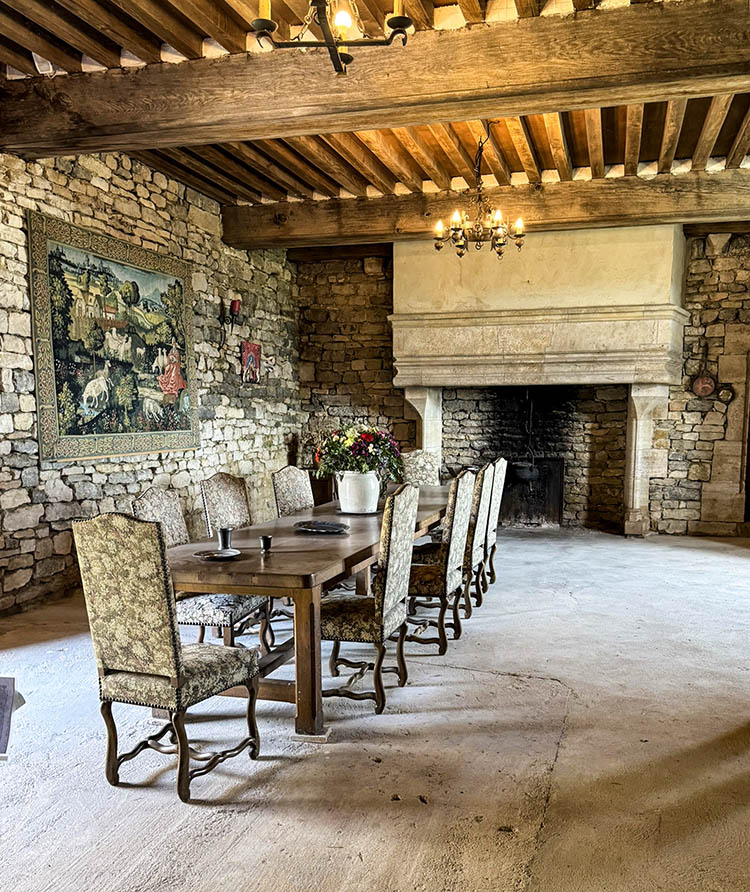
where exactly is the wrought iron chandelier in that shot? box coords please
[250,0,413,74]
[433,129,526,259]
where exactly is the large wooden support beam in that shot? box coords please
[4,0,750,157]
[222,169,750,248]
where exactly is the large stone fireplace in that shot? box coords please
[390,225,689,536]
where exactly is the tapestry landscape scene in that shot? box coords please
[48,241,191,438]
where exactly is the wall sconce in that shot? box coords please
[219,297,241,349]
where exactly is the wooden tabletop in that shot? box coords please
[167,485,450,595]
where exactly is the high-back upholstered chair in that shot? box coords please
[132,487,268,647]
[401,449,441,487]
[461,463,495,617]
[484,458,508,588]
[73,513,260,803]
[405,469,475,654]
[200,472,251,537]
[320,484,419,714]
[272,465,314,516]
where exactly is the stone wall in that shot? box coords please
[0,152,303,612]
[649,234,750,535]
[442,385,627,531]
[295,252,416,457]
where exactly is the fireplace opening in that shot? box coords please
[441,384,628,531]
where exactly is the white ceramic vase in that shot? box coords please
[337,470,380,514]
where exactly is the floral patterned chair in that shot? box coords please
[460,463,495,617]
[484,458,508,589]
[272,465,314,517]
[321,484,419,714]
[132,487,269,648]
[404,469,475,655]
[401,449,441,487]
[73,513,260,803]
[200,472,251,537]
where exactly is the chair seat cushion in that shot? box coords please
[176,593,265,628]
[100,643,260,710]
[412,542,445,565]
[409,563,445,597]
[320,592,403,644]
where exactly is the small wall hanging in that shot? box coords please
[240,341,261,383]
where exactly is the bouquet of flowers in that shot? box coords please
[314,426,403,482]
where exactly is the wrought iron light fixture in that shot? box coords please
[251,0,413,74]
[433,128,526,259]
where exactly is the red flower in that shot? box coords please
[361,432,374,443]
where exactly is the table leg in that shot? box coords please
[293,585,324,736]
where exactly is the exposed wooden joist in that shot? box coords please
[692,94,734,171]
[683,222,750,237]
[0,7,82,72]
[283,135,371,196]
[161,147,262,201]
[428,123,475,188]
[320,132,398,195]
[456,0,486,24]
[0,34,37,76]
[513,0,541,16]
[572,0,595,9]
[131,150,238,204]
[504,115,541,184]
[53,0,163,64]
[393,127,452,191]
[116,0,205,59]
[189,144,287,200]
[658,98,687,174]
[276,0,324,39]
[355,130,424,193]
[5,0,750,156]
[404,0,433,30]
[222,169,750,248]
[543,112,572,181]
[624,103,643,177]
[584,107,605,178]
[726,107,750,169]
[162,0,247,53]
[356,0,386,33]
[252,138,342,197]
[224,141,316,199]
[1,0,122,70]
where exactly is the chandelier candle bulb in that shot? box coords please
[514,218,524,234]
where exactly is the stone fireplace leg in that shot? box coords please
[624,383,670,537]
[403,386,442,464]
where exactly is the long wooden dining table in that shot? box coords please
[167,484,450,737]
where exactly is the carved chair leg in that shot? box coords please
[437,594,449,656]
[373,644,387,714]
[462,574,473,619]
[100,701,119,786]
[223,626,235,647]
[489,544,497,585]
[480,560,489,594]
[197,625,206,644]
[451,588,463,640]
[329,639,341,677]
[473,566,484,607]
[171,710,191,803]
[246,677,260,758]
[396,624,408,687]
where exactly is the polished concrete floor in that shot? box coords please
[2,529,749,892]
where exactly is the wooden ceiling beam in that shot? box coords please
[224,141,316,199]
[276,0,324,38]
[222,169,750,248]
[404,0,434,30]
[283,135,371,196]
[356,0,386,34]
[6,0,750,156]
[624,103,643,177]
[513,0,541,16]
[161,147,262,202]
[572,0,595,9]
[161,0,248,53]
[504,115,541,184]
[658,98,687,174]
[543,112,572,181]
[393,127,453,191]
[428,123,476,188]
[0,8,82,72]
[457,0,486,24]
[584,107,605,178]
[355,130,425,193]
[0,35,37,76]
[692,94,734,171]
[189,144,288,200]
[463,120,511,185]
[253,138,342,197]
[320,132,398,194]
[53,0,163,64]
[115,0,205,59]
[726,107,750,169]
[131,150,238,204]
[1,0,122,70]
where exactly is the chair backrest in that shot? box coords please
[272,465,314,516]
[73,513,182,681]
[132,487,189,548]
[465,463,494,571]
[201,472,251,536]
[485,457,508,554]
[442,469,475,590]
[373,483,420,621]
[401,450,441,487]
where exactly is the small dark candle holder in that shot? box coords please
[218,297,241,349]
[259,535,272,553]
